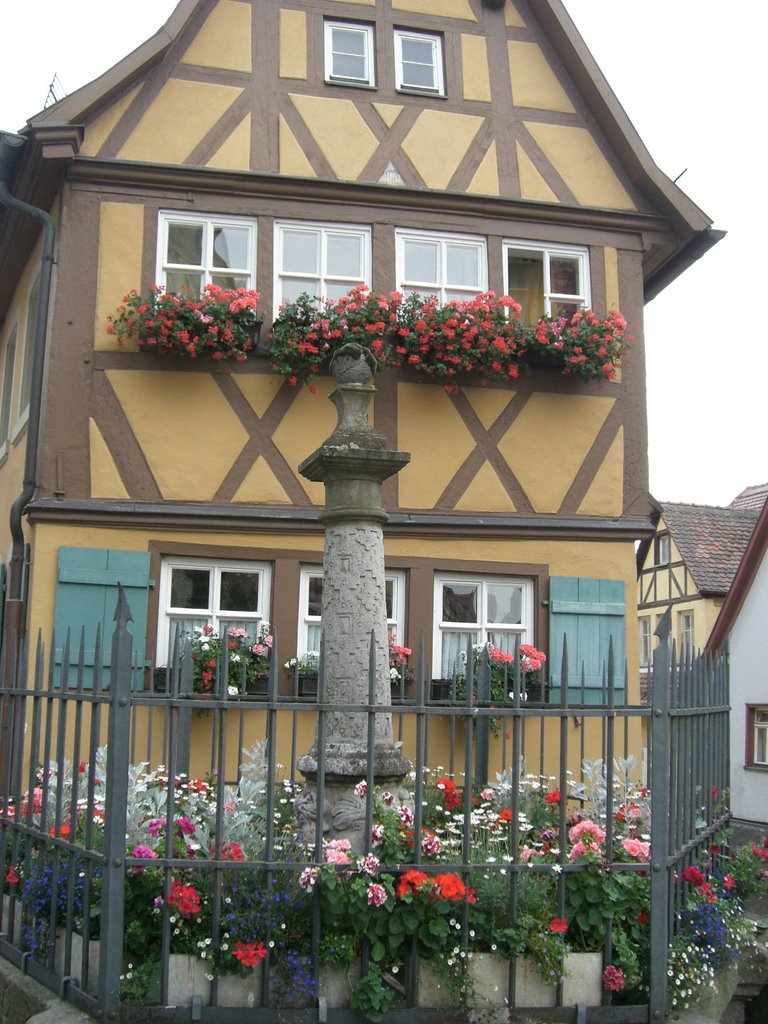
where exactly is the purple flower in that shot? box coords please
[175,816,195,836]
[147,818,164,837]
[132,844,158,860]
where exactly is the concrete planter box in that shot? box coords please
[562,951,603,1006]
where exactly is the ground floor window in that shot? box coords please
[297,567,406,661]
[157,557,272,665]
[747,706,768,766]
[433,573,533,678]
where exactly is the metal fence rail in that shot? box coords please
[0,594,729,1022]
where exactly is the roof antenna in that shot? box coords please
[43,72,67,109]
[673,168,688,184]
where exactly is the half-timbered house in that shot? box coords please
[1,0,720,734]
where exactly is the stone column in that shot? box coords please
[295,344,411,845]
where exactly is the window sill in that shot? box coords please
[325,79,377,91]
[396,87,446,99]
[744,763,768,772]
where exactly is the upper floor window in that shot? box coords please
[655,533,670,566]
[157,556,271,666]
[396,229,486,303]
[504,242,589,324]
[394,29,444,95]
[157,212,257,298]
[0,324,18,457]
[17,275,40,428]
[433,573,533,679]
[325,21,375,87]
[274,221,371,309]
[639,616,652,668]
[679,610,695,653]
[297,567,406,660]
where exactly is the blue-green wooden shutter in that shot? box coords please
[548,577,625,704]
[54,547,152,688]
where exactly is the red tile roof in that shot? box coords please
[660,502,760,595]
[729,483,768,512]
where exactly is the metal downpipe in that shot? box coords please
[0,131,56,627]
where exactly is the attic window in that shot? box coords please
[325,21,375,87]
[655,534,670,566]
[157,212,257,298]
[394,29,444,95]
[504,242,589,324]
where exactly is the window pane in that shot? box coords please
[331,27,368,80]
[213,226,249,270]
[404,240,438,285]
[334,52,366,79]
[508,254,544,323]
[167,223,203,266]
[400,37,436,89]
[166,270,203,297]
[442,584,478,624]
[550,256,580,296]
[327,233,363,278]
[211,273,249,290]
[0,327,17,446]
[385,579,394,619]
[307,577,323,617]
[441,631,475,676]
[281,277,321,303]
[552,299,580,318]
[171,568,210,610]
[283,230,319,275]
[446,245,479,288]
[219,571,259,613]
[19,279,40,413]
[486,584,522,625]
[333,26,366,57]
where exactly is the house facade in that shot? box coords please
[0,0,719,723]
[708,497,768,826]
[637,501,760,683]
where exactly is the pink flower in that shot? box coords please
[398,805,414,827]
[621,837,651,862]
[421,832,442,857]
[367,883,388,907]
[354,780,367,798]
[358,854,380,876]
[175,816,195,836]
[480,787,496,802]
[603,965,625,991]
[325,838,352,866]
[568,820,606,846]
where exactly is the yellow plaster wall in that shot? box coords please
[279,114,316,177]
[508,41,575,113]
[374,104,403,129]
[461,35,491,103]
[401,111,484,190]
[271,378,340,505]
[206,113,251,171]
[118,80,243,164]
[89,419,130,499]
[393,0,476,20]
[467,142,499,196]
[279,9,307,80]
[105,370,250,500]
[524,123,636,211]
[181,0,252,72]
[289,95,379,180]
[94,203,144,351]
[516,142,559,203]
[604,246,620,311]
[577,428,624,517]
[80,86,141,157]
[498,394,614,513]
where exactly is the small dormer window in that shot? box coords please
[394,29,444,95]
[324,21,375,87]
[655,533,670,566]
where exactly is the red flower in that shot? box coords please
[5,865,19,885]
[549,917,568,933]
[397,869,431,897]
[637,909,649,925]
[167,879,201,918]
[436,779,462,810]
[545,791,560,805]
[682,866,705,887]
[433,873,468,901]
[723,874,737,890]
[232,941,267,967]
[496,808,513,824]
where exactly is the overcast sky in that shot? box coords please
[1,2,763,508]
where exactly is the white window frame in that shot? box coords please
[156,212,257,296]
[297,566,406,660]
[679,610,695,653]
[432,572,534,679]
[274,220,371,313]
[396,229,487,303]
[751,707,768,766]
[157,556,272,666]
[503,240,590,321]
[639,616,652,668]
[13,274,40,438]
[0,321,19,461]
[324,20,375,87]
[655,533,670,567]
[394,29,444,95]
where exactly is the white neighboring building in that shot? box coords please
[708,494,768,826]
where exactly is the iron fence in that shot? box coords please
[0,595,729,1022]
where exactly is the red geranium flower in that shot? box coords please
[5,865,19,885]
[545,791,560,805]
[232,941,267,967]
[682,866,705,887]
[397,869,431,897]
[167,879,201,918]
[549,917,568,933]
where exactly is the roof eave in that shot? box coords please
[707,502,768,651]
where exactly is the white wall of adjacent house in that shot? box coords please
[728,546,768,824]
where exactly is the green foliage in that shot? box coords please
[350,967,394,1022]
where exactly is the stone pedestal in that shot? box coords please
[296,344,411,842]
